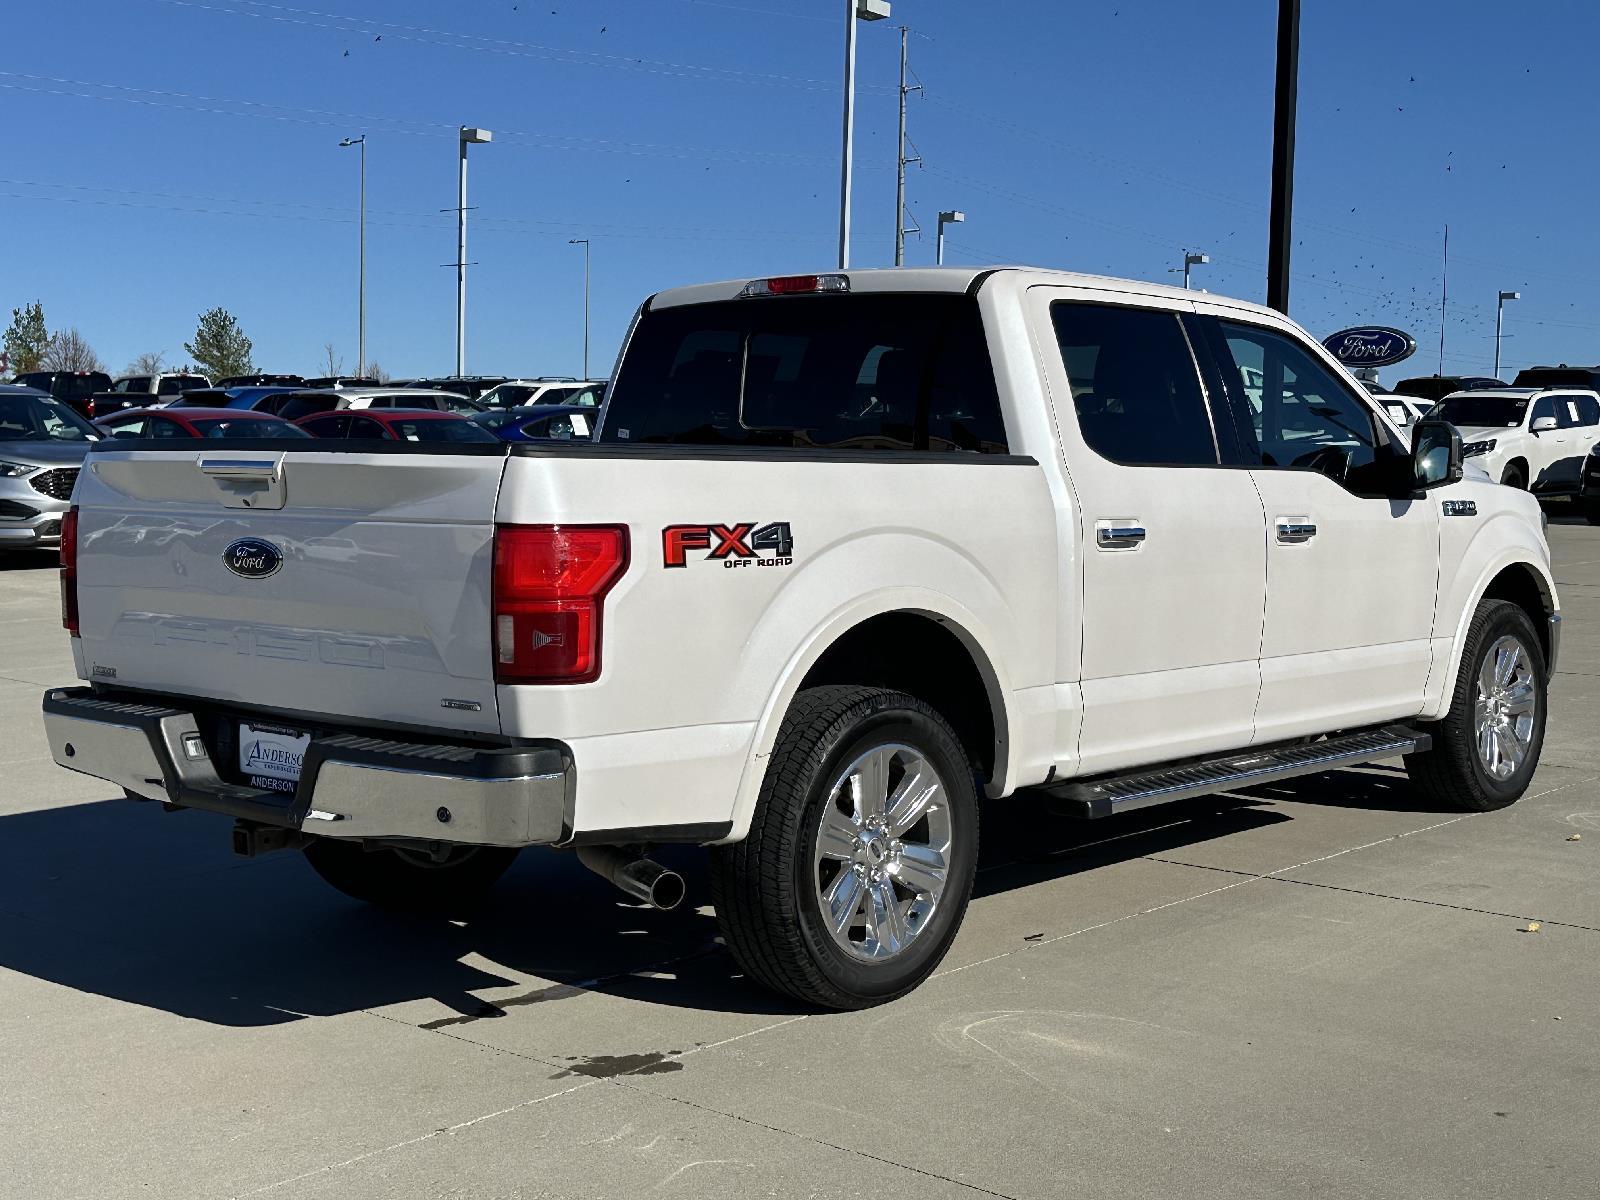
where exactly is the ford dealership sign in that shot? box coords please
[1322,326,1417,369]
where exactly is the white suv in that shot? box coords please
[1431,387,1600,492]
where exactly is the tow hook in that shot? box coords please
[575,845,686,911]
[232,821,308,858]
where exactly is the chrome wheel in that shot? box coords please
[1474,634,1538,781]
[812,743,953,962]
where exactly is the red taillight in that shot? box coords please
[493,525,628,683]
[60,506,79,636]
[740,273,850,298]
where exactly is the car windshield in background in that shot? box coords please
[483,384,537,408]
[0,395,99,441]
[1431,395,1529,428]
[602,294,1007,453]
[562,383,605,408]
[189,417,309,439]
[388,419,499,443]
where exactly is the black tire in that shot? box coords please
[1405,600,1546,811]
[1501,463,1527,490]
[1584,498,1600,526]
[710,685,980,1010]
[303,839,519,913]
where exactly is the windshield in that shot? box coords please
[0,395,100,441]
[387,418,499,443]
[1430,395,1529,428]
[482,384,537,409]
[189,417,310,439]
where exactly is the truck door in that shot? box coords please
[1030,288,1267,776]
[1191,310,1439,741]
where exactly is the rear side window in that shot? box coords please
[1051,302,1216,466]
[275,394,338,420]
[300,414,350,438]
[388,418,499,443]
[603,294,1007,453]
[348,416,389,438]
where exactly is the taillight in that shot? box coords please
[740,273,850,298]
[60,505,79,636]
[493,525,628,683]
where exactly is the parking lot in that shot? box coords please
[2,517,1597,1200]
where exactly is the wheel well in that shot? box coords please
[798,612,1000,782]
[1503,457,1528,481]
[1482,564,1552,663]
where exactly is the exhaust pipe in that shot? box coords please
[576,845,685,911]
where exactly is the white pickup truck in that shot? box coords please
[43,268,1560,1009]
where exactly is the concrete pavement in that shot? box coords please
[2,522,1597,1199]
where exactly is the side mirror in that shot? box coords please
[1411,419,1463,491]
[1531,415,1558,433]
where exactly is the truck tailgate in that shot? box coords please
[72,447,507,735]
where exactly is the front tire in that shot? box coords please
[1406,599,1546,811]
[711,686,980,1010]
[1584,498,1600,526]
[303,840,519,913]
[1500,463,1527,490]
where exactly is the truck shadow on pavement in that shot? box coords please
[0,550,59,572]
[0,768,1422,1026]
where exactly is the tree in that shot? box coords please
[322,343,343,377]
[3,301,50,375]
[184,307,255,380]
[364,360,391,384]
[126,350,166,376]
[41,327,106,373]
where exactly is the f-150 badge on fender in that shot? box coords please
[663,522,794,569]
[223,537,284,579]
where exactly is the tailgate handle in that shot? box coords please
[199,458,279,479]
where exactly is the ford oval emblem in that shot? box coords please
[1322,326,1418,369]
[223,537,284,579]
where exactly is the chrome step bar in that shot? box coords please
[1043,724,1431,819]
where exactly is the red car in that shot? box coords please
[294,408,500,444]
[94,407,309,440]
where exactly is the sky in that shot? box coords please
[4,0,1598,386]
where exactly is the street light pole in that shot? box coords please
[839,0,890,270]
[1181,250,1209,290]
[569,239,591,380]
[1266,0,1300,313]
[1495,289,1521,378]
[338,135,365,376]
[936,209,964,266]
[455,126,492,377]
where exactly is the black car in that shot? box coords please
[404,376,509,401]
[12,370,114,409]
[1391,374,1505,403]
[1513,365,1600,392]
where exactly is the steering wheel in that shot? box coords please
[1291,444,1353,481]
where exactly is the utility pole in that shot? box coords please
[839,0,891,270]
[454,126,492,377]
[339,135,366,376]
[1266,0,1300,313]
[1438,224,1449,375]
[894,25,922,267]
[569,238,591,379]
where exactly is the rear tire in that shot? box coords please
[1585,498,1600,526]
[1405,600,1546,811]
[710,686,980,1010]
[303,840,519,913]
[1501,463,1527,490]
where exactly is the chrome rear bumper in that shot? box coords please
[41,687,572,848]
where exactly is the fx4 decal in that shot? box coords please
[663,522,795,569]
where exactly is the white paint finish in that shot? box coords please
[72,450,506,734]
[1447,388,1600,491]
[1078,660,1263,774]
[1251,470,1439,728]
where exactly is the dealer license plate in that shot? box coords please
[239,722,311,794]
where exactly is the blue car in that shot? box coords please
[167,386,304,411]
[471,403,598,443]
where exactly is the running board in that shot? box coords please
[1042,725,1431,819]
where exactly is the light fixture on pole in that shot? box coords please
[454,126,492,377]
[338,135,366,377]
[839,0,891,271]
[1494,290,1520,378]
[568,239,591,380]
[935,210,964,266]
[1180,250,1209,290]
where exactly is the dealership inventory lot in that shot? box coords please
[3,525,1599,1199]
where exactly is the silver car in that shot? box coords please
[0,385,99,553]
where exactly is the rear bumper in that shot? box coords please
[41,687,573,848]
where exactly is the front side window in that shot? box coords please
[191,417,308,438]
[388,418,499,443]
[1529,396,1558,428]
[300,415,350,438]
[1213,320,1383,484]
[347,416,389,438]
[102,415,147,439]
[148,417,190,439]
[116,377,150,393]
[603,294,1007,453]
[1051,301,1216,466]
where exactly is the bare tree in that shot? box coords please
[126,350,166,376]
[364,360,390,383]
[41,328,106,373]
[322,343,344,377]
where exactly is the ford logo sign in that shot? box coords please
[1322,326,1417,369]
[223,537,284,579]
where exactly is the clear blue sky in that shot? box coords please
[4,0,1596,384]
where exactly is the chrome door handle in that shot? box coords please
[1276,521,1317,543]
[1096,524,1146,550]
